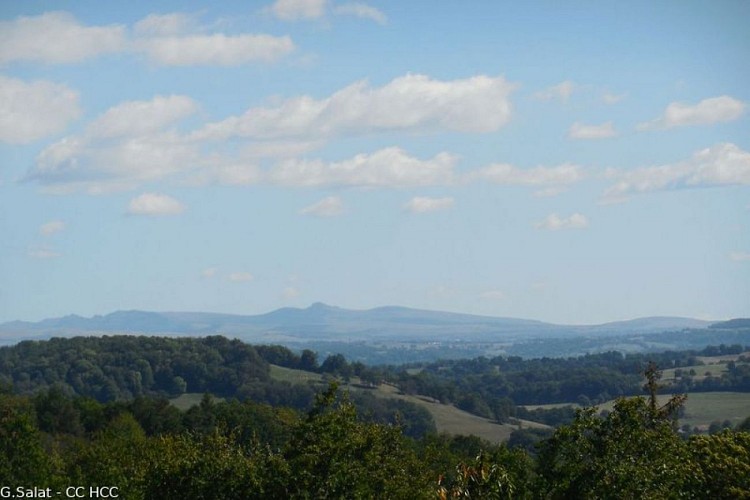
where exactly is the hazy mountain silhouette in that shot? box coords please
[0,303,714,344]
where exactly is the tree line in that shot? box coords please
[2,336,749,428]
[2,375,750,498]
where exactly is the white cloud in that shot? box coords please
[28,246,61,259]
[40,220,66,236]
[28,95,200,193]
[282,286,301,299]
[601,143,750,203]
[534,80,576,102]
[471,162,584,187]
[271,147,456,188]
[188,162,262,187]
[136,33,295,66]
[268,0,386,24]
[404,196,454,213]
[229,272,254,282]
[195,73,517,141]
[270,0,329,20]
[126,193,185,216]
[535,213,589,230]
[299,196,344,216]
[19,75,539,195]
[0,11,293,67]
[0,11,126,64]
[333,3,387,24]
[0,76,81,144]
[637,95,745,131]
[729,252,750,262]
[87,95,198,139]
[569,121,617,140]
[133,13,196,37]
[32,132,198,193]
[241,140,323,159]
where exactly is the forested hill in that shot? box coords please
[0,336,269,400]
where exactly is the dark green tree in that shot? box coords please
[687,430,750,499]
[281,383,433,499]
[537,364,691,498]
[0,394,54,485]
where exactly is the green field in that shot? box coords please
[600,392,750,428]
[662,362,727,382]
[267,364,547,443]
[526,392,750,429]
[696,351,750,364]
[370,383,548,443]
[175,365,750,438]
[662,353,750,383]
[269,364,326,384]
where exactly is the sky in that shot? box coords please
[0,1,748,325]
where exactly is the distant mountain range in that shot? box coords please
[0,303,719,345]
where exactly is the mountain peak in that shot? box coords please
[308,302,336,311]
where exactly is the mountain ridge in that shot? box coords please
[0,303,716,346]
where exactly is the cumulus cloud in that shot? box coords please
[404,196,454,213]
[133,13,197,37]
[534,80,576,102]
[0,11,294,67]
[87,95,198,139]
[0,76,81,144]
[136,33,295,66]
[333,3,387,24]
[269,0,329,20]
[23,74,524,194]
[569,121,617,140]
[40,220,66,236]
[132,11,295,66]
[535,213,589,230]
[228,272,254,282]
[188,162,262,187]
[195,73,517,141]
[269,0,386,24]
[637,96,745,131]
[28,95,200,192]
[729,252,750,262]
[299,196,344,216]
[601,143,750,203]
[31,131,198,193]
[270,147,457,188]
[0,11,126,64]
[126,193,185,216]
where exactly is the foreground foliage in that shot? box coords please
[3,377,750,499]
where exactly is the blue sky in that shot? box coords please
[1,0,748,324]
